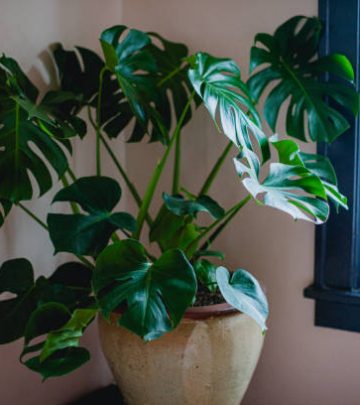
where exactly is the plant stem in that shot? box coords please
[61,174,80,214]
[157,65,184,87]
[67,167,77,182]
[133,92,195,240]
[172,124,182,194]
[87,107,153,226]
[199,141,233,195]
[17,203,94,269]
[199,194,251,251]
[186,195,251,257]
[96,67,107,176]
[18,202,48,230]
[99,134,142,206]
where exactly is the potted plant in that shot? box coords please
[0,15,357,405]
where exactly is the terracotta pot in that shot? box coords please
[98,303,264,405]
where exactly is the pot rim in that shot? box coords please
[184,302,238,320]
[113,302,238,320]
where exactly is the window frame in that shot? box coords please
[304,0,360,332]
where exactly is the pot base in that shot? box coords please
[98,308,264,405]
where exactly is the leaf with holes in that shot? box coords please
[48,176,136,256]
[93,239,197,341]
[270,135,347,210]
[188,52,270,177]
[248,15,359,142]
[235,158,329,223]
[0,55,69,202]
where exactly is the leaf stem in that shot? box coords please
[14,103,20,174]
[17,202,48,230]
[172,124,182,194]
[157,65,184,87]
[67,167,77,182]
[61,174,80,214]
[96,67,107,176]
[87,107,153,225]
[133,92,195,240]
[187,195,251,257]
[199,194,251,252]
[199,141,233,195]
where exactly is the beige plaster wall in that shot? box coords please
[1,1,360,404]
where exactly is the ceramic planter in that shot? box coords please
[98,303,264,405]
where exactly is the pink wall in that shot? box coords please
[1,1,360,404]
[122,1,360,405]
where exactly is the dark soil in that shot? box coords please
[193,284,225,307]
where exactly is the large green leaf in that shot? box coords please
[147,33,199,131]
[100,26,164,141]
[248,15,359,142]
[0,56,69,202]
[39,308,96,362]
[188,52,270,176]
[24,347,90,380]
[0,258,94,345]
[270,135,347,210]
[48,176,136,256]
[93,239,197,341]
[49,44,129,140]
[235,159,329,223]
[216,266,268,330]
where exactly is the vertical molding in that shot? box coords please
[305,0,360,332]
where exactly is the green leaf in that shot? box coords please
[100,26,158,132]
[147,33,197,133]
[149,205,200,254]
[40,308,96,361]
[24,302,71,344]
[49,262,92,291]
[0,258,34,294]
[216,266,268,330]
[21,307,95,379]
[163,193,225,219]
[235,159,329,223]
[48,176,136,256]
[270,135,347,210]
[24,347,90,380]
[194,259,218,293]
[248,15,359,142]
[0,55,69,202]
[93,240,197,341]
[0,259,36,343]
[188,52,270,176]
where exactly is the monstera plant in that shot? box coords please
[0,15,357,379]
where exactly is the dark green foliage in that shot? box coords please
[48,176,136,256]
[0,15,358,380]
[248,16,359,142]
[0,56,70,202]
[93,240,197,340]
